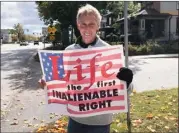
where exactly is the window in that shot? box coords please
[141,19,145,30]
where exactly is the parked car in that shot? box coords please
[20,41,29,46]
[34,41,39,45]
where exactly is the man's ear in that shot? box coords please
[76,21,80,30]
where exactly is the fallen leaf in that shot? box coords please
[167,113,172,116]
[132,119,142,127]
[168,102,172,106]
[132,89,136,94]
[49,114,55,119]
[117,123,122,127]
[169,117,177,121]
[20,107,24,110]
[10,121,18,125]
[41,120,45,123]
[115,119,120,123]
[33,117,38,120]
[24,120,29,124]
[154,116,159,120]
[17,113,21,116]
[155,95,160,98]
[173,99,176,102]
[164,126,169,129]
[146,113,153,119]
[164,116,169,120]
[147,126,156,132]
[27,123,33,127]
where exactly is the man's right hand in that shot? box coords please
[38,79,46,89]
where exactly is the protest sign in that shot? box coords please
[38,45,128,117]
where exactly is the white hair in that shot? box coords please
[76,4,102,27]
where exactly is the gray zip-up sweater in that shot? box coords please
[65,36,133,125]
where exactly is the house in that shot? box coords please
[99,11,116,40]
[1,29,12,43]
[116,1,179,42]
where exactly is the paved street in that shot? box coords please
[129,54,178,92]
[1,43,178,132]
[1,42,51,110]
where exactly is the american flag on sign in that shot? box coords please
[38,45,127,117]
[40,52,65,82]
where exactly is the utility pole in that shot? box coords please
[124,1,131,133]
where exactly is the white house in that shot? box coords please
[117,1,179,41]
[1,29,12,43]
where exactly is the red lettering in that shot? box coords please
[74,58,86,81]
[101,61,114,78]
[84,54,102,90]
[49,56,60,80]
[62,71,71,82]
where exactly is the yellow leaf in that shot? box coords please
[155,95,160,98]
[132,89,137,94]
[164,126,169,129]
[168,102,172,106]
[164,116,169,120]
[115,119,120,123]
[167,113,172,116]
[147,126,156,132]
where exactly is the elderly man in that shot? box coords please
[39,4,133,133]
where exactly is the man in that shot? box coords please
[39,4,133,133]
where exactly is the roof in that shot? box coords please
[116,8,171,22]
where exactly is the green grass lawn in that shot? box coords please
[35,88,178,133]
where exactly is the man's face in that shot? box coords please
[77,13,99,44]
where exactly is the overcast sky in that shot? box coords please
[1,2,47,35]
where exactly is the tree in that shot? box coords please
[106,1,141,18]
[36,1,108,47]
[9,23,25,42]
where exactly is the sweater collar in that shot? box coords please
[76,36,98,48]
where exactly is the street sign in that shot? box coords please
[42,27,48,36]
[48,26,56,35]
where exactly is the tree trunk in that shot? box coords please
[61,28,69,48]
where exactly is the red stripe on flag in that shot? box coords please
[67,106,125,114]
[63,47,118,56]
[64,53,121,65]
[48,99,67,104]
[64,63,122,75]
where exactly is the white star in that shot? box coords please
[42,58,45,62]
[45,68,48,71]
[59,65,63,68]
[47,63,50,66]
[48,76,51,80]
[44,53,47,56]
[50,72,52,75]
[58,71,60,74]
[49,57,51,60]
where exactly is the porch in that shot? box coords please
[116,9,174,43]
